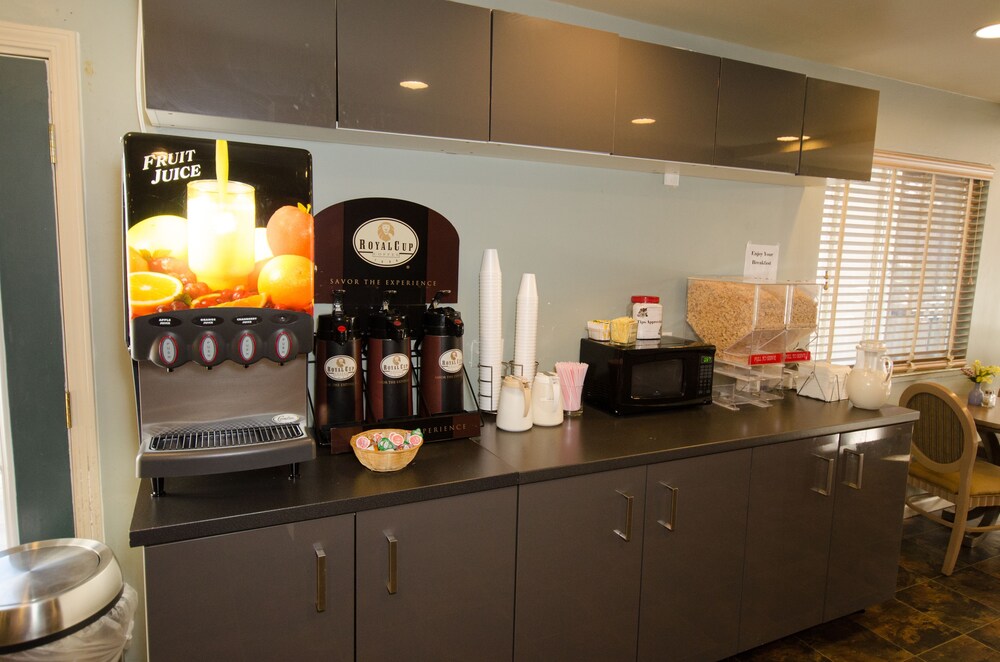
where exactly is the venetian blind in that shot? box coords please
[815,151,992,372]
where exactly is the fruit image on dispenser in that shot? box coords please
[124,139,315,318]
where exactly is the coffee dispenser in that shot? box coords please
[315,289,365,436]
[365,291,413,421]
[419,290,465,415]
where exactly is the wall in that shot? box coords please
[0,0,998,659]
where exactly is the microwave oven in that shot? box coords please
[579,337,715,415]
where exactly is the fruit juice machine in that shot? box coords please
[123,133,316,496]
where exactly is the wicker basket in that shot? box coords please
[350,429,421,472]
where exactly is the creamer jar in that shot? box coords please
[630,295,663,340]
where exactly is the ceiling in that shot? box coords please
[553,0,1000,104]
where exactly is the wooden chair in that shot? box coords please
[901,382,1000,575]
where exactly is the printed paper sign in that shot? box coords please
[744,243,779,282]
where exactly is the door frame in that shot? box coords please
[0,20,102,541]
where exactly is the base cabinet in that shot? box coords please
[638,450,751,662]
[514,466,646,661]
[356,487,517,661]
[141,424,912,661]
[144,514,355,662]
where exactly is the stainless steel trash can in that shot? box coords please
[0,538,136,661]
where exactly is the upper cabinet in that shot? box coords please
[613,38,720,165]
[715,59,807,174]
[337,0,491,141]
[798,78,880,180]
[490,11,619,153]
[142,0,337,127]
[141,0,879,184]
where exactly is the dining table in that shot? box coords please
[962,404,1000,545]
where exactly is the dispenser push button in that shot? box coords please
[155,335,181,369]
[236,331,258,364]
[274,329,294,362]
[196,333,221,366]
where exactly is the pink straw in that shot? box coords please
[554,362,588,411]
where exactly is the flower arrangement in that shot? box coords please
[961,359,1000,384]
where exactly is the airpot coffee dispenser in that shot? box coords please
[418,290,465,415]
[314,289,364,433]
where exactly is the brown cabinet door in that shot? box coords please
[355,488,517,661]
[639,449,751,662]
[614,38,720,165]
[337,0,491,140]
[514,467,646,662]
[142,0,337,127]
[799,78,880,180]
[715,59,806,174]
[491,11,618,153]
[739,434,839,651]
[144,514,355,661]
[824,423,912,620]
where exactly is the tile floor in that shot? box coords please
[733,514,1000,661]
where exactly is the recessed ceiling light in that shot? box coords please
[631,117,656,125]
[399,80,429,90]
[776,135,811,142]
[975,23,1000,39]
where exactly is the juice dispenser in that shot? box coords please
[123,133,316,495]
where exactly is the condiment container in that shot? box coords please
[630,295,662,340]
[609,317,637,346]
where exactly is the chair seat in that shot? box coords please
[909,458,1000,498]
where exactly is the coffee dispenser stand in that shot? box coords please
[319,317,483,454]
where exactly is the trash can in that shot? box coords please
[0,538,137,661]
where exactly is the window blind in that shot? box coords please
[815,152,992,372]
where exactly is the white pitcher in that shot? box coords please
[496,376,533,432]
[531,372,564,427]
[846,340,893,410]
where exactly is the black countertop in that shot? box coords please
[130,396,917,547]
[477,396,918,483]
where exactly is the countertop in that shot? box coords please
[130,395,918,547]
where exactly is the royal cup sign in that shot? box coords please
[314,198,460,333]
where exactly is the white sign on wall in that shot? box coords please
[744,243,779,282]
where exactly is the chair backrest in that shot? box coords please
[899,382,978,475]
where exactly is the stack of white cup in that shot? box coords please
[479,249,504,411]
[513,273,538,382]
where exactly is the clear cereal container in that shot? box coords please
[686,277,790,366]
[784,282,820,363]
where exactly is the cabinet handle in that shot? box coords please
[657,482,678,531]
[843,448,865,490]
[314,544,326,613]
[386,534,398,595]
[811,454,835,496]
[614,490,634,542]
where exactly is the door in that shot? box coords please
[639,449,751,662]
[739,434,839,651]
[514,467,646,662]
[824,424,912,620]
[356,488,517,661]
[0,54,73,543]
[144,514,355,661]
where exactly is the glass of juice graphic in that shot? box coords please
[186,180,256,292]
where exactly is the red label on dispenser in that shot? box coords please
[785,351,812,363]
[749,353,783,365]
